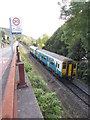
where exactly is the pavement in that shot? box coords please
[17,69,43,118]
[0,61,11,109]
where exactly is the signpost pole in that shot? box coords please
[9,18,13,60]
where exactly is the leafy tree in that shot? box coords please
[1,30,5,40]
[37,34,49,48]
[68,38,86,61]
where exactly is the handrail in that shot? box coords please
[0,50,17,119]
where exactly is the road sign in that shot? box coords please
[10,17,22,34]
[12,17,20,26]
[9,17,22,60]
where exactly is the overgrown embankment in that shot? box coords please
[19,46,63,119]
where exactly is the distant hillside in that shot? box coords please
[0,27,10,36]
[0,27,29,39]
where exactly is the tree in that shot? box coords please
[68,38,86,61]
[37,34,49,48]
[1,30,5,40]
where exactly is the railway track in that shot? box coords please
[61,80,90,107]
[44,61,89,107]
[47,69,89,107]
[48,68,89,107]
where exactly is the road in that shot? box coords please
[0,41,18,109]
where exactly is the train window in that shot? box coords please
[36,52,38,55]
[44,57,46,60]
[58,64,59,68]
[74,64,76,68]
[42,56,43,58]
[56,63,57,67]
[63,63,66,69]
[50,60,54,65]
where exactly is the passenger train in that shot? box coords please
[30,46,77,80]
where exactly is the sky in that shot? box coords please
[0,0,65,39]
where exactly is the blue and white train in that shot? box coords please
[30,46,77,79]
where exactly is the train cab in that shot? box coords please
[61,61,77,79]
[30,46,38,56]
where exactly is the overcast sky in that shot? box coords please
[0,0,65,39]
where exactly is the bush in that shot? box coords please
[38,92,62,119]
[33,88,62,119]
[24,62,32,72]
[78,61,88,84]
[27,74,48,91]
[33,88,45,98]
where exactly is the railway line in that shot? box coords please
[46,67,89,107]
[61,80,89,107]
[46,64,89,107]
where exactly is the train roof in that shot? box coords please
[30,46,38,50]
[38,49,73,62]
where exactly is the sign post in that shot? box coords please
[9,17,22,60]
[9,18,13,60]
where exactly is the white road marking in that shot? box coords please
[0,57,9,64]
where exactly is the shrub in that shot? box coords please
[78,61,88,84]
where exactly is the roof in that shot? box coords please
[38,49,73,62]
[30,46,38,50]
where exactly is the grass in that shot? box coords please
[19,46,63,119]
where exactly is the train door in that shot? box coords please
[47,57,49,67]
[67,63,73,77]
[56,62,57,72]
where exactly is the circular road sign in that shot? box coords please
[12,17,20,26]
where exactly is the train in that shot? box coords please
[30,46,77,80]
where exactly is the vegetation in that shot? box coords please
[19,47,63,119]
[19,36,32,46]
[44,2,89,85]
[0,30,10,47]
[19,34,49,49]
[36,34,49,48]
